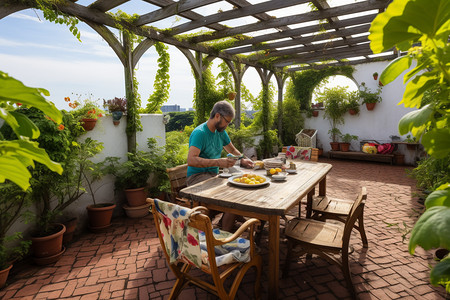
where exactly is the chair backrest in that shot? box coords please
[166,164,188,200]
[342,187,367,248]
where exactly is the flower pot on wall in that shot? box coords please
[349,109,357,115]
[81,118,97,131]
[86,203,116,231]
[31,223,66,265]
[123,203,151,218]
[228,92,237,100]
[339,143,350,152]
[0,264,13,288]
[111,111,123,125]
[365,103,376,111]
[125,187,147,207]
[312,110,319,117]
[330,142,340,151]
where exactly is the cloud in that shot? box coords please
[10,13,43,23]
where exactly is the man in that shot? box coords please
[187,100,254,231]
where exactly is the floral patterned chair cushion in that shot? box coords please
[285,146,312,160]
[153,199,251,268]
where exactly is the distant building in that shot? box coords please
[161,104,180,113]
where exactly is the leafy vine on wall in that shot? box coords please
[144,42,170,113]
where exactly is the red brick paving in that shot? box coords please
[0,159,448,299]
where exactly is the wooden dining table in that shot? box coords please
[179,160,332,299]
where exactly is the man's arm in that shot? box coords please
[223,142,254,168]
[187,146,236,168]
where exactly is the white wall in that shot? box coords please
[303,61,418,165]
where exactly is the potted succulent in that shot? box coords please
[339,133,358,152]
[359,82,382,111]
[104,97,127,125]
[346,91,360,115]
[317,86,347,150]
[66,96,104,131]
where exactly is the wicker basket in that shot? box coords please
[295,129,317,148]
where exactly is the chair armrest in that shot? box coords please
[214,218,260,245]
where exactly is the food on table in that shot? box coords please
[233,173,266,185]
[254,161,265,169]
[269,167,283,175]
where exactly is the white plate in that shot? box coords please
[286,169,297,174]
[272,175,287,181]
[219,173,232,178]
[228,175,270,188]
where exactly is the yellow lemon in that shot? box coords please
[275,168,282,173]
[259,178,265,183]
[233,178,240,182]
[270,168,276,175]
[249,181,256,185]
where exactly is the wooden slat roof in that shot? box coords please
[3,0,396,72]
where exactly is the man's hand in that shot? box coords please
[240,158,254,169]
[220,158,237,168]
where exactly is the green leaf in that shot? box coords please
[369,0,450,53]
[8,111,40,139]
[398,104,433,135]
[421,128,450,158]
[400,73,439,108]
[430,257,450,292]
[0,156,32,190]
[403,57,432,84]
[409,206,450,254]
[0,71,61,123]
[380,55,412,85]
[425,185,450,209]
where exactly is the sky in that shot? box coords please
[0,1,358,111]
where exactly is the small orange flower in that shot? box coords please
[64,97,70,102]
[16,103,22,106]
[97,113,103,117]
[57,124,65,131]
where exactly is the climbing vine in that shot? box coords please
[288,66,354,109]
[144,42,171,113]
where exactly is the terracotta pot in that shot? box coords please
[330,142,340,151]
[349,109,357,115]
[33,246,66,266]
[0,264,13,288]
[86,203,116,231]
[81,118,97,131]
[339,143,350,152]
[123,203,151,218]
[312,110,319,117]
[62,217,78,245]
[31,223,66,262]
[228,92,236,100]
[373,73,378,80]
[125,187,147,207]
[365,103,376,111]
[318,149,323,156]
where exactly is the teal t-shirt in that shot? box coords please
[187,122,231,177]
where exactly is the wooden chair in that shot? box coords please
[166,164,194,208]
[148,198,262,300]
[309,191,368,247]
[283,187,367,299]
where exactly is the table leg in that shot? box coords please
[268,214,280,299]
[319,176,326,196]
[306,187,315,218]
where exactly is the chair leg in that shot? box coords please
[255,220,266,245]
[168,264,191,299]
[358,215,368,248]
[341,252,356,299]
[254,256,262,300]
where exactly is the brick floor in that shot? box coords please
[1,159,448,299]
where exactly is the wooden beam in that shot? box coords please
[89,0,129,12]
[171,0,309,35]
[230,23,371,56]
[182,1,388,43]
[287,54,398,72]
[135,0,220,26]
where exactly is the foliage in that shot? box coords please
[103,97,127,113]
[403,134,417,143]
[317,86,348,142]
[345,91,361,114]
[340,133,358,143]
[144,42,171,113]
[164,132,189,168]
[0,71,63,190]
[257,130,280,159]
[359,82,382,104]
[408,155,450,192]
[369,0,450,291]
[227,126,257,154]
[288,66,354,110]
[67,96,104,120]
[216,61,234,99]
[0,232,30,270]
[328,128,342,143]
[278,93,305,145]
[165,111,195,132]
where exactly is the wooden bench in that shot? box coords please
[328,150,394,165]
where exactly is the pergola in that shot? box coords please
[0,0,396,150]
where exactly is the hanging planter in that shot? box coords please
[312,110,319,117]
[111,111,123,125]
[373,72,378,80]
[365,103,376,111]
[228,91,237,100]
[81,118,97,131]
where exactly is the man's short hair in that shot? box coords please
[210,100,235,120]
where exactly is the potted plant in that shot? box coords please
[104,97,127,125]
[339,133,358,152]
[66,96,104,131]
[228,91,237,100]
[346,91,360,115]
[0,183,32,287]
[359,82,382,111]
[403,134,418,150]
[317,86,347,150]
[373,72,378,80]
